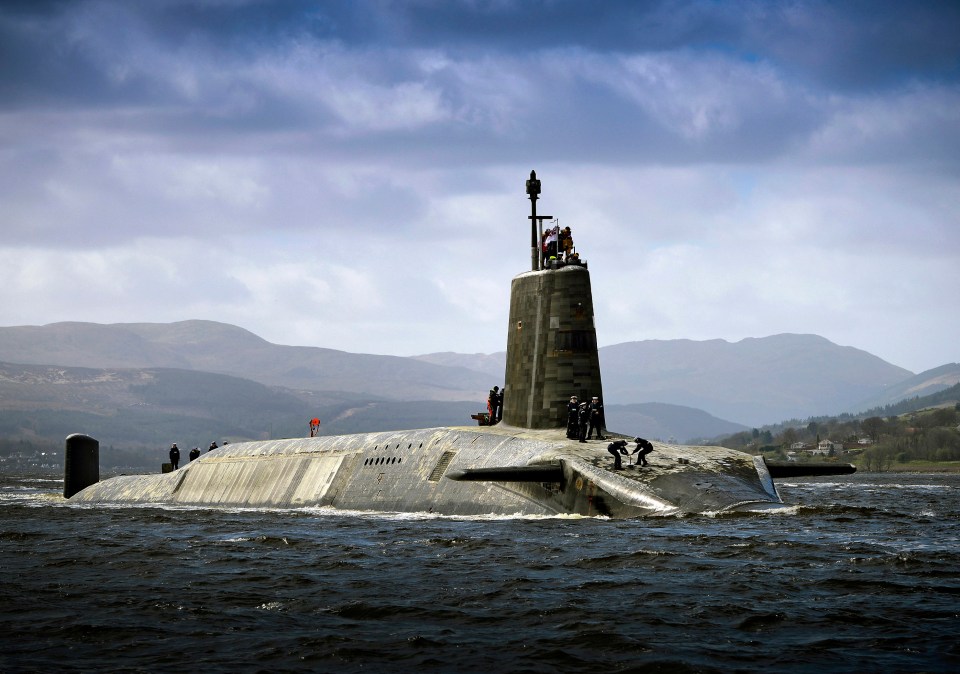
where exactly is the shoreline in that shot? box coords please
[882,462,960,473]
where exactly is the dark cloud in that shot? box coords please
[741,1,960,90]
[3,0,958,112]
[0,4,184,109]
[319,1,960,91]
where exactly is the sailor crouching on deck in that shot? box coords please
[632,438,654,466]
[607,440,629,470]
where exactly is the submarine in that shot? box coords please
[64,171,853,517]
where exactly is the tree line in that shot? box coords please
[714,383,960,471]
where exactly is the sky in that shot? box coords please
[1,0,958,374]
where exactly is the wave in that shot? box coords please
[780,480,955,490]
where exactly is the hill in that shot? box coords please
[711,382,960,472]
[418,335,918,426]
[851,363,960,412]
[0,361,486,468]
[596,335,912,427]
[2,321,953,455]
[0,320,492,401]
[604,403,748,444]
[0,358,743,462]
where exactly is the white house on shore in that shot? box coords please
[817,439,843,453]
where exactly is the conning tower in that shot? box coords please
[502,171,604,429]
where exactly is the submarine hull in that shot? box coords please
[68,425,782,517]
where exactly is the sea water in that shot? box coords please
[1,472,957,672]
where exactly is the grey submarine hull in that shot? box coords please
[68,425,784,517]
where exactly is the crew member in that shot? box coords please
[488,386,502,424]
[309,417,321,437]
[169,443,180,470]
[561,227,573,259]
[566,396,580,438]
[577,402,590,443]
[208,441,218,452]
[189,447,200,462]
[546,226,559,260]
[632,438,654,467]
[587,396,605,440]
[607,439,629,470]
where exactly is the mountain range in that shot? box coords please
[415,335,956,426]
[0,320,957,458]
[0,321,491,401]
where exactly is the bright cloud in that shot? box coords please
[0,0,958,373]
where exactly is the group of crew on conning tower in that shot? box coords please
[540,224,580,268]
[526,170,585,273]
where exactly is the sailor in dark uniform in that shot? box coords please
[587,396,605,440]
[607,440,629,470]
[566,396,580,438]
[169,443,180,470]
[632,437,654,466]
[577,402,590,443]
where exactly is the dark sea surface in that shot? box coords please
[1,472,957,673]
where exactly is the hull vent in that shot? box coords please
[428,451,457,482]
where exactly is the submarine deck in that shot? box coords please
[68,423,782,517]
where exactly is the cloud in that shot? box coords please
[804,85,960,164]
[0,0,958,375]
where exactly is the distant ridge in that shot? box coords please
[1,321,953,432]
[0,320,491,402]
[604,402,748,444]
[0,361,480,457]
[418,334,918,426]
[851,363,960,412]
[596,335,909,426]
